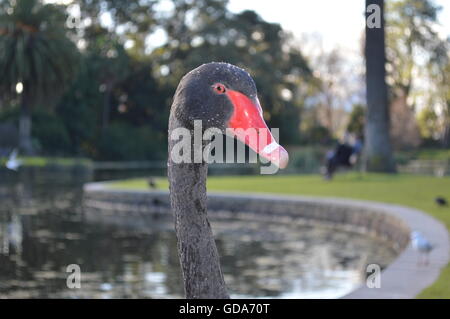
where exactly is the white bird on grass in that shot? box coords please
[5,149,22,171]
[411,231,434,266]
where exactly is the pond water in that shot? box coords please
[0,174,397,299]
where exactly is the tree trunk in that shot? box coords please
[364,0,396,172]
[18,88,33,155]
[442,102,450,148]
[442,119,450,148]
[102,83,112,132]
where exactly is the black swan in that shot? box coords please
[168,62,288,299]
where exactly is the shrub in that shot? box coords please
[97,123,166,161]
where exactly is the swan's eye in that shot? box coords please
[213,83,226,94]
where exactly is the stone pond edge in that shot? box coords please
[83,181,450,299]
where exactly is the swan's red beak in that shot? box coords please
[226,90,289,169]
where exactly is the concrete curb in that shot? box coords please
[83,181,449,299]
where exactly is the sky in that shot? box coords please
[228,0,450,57]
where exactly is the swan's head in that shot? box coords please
[172,62,289,169]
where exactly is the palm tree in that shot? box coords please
[364,0,396,172]
[0,0,79,155]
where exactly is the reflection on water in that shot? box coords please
[0,176,397,299]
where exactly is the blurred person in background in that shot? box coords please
[324,133,363,180]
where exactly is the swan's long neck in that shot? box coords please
[168,116,229,299]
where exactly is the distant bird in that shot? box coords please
[7,215,23,254]
[435,196,448,207]
[411,231,434,266]
[1,215,23,255]
[5,149,22,171]
[147,177,157,189]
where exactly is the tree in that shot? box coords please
[385,0,449,148]
[390,88,421,149]
[299,34,366,144]
[426,50,450,146]
[346,104,365,139]
[73,0,312,147]
[417,106,441,140]
[386,0,447,97]
[83,25,131,131]
[440,62,450,147]
[152,4,312,144]
[0,0,79,154]
[365,0,396,172]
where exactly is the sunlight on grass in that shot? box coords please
[0,156,92,167]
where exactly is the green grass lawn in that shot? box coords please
[0,156,92,167]
[411,148,450,161]
[109,172,450,298]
